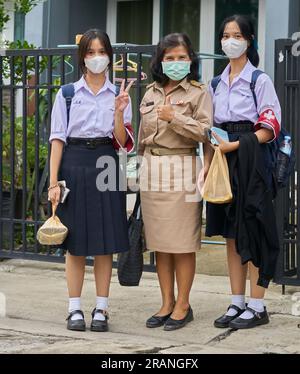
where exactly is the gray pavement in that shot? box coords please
[0,259,299,354]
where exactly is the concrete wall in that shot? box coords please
[9,0,297,78]
[42,0,70,47]
[42,0,107,48]
[264,0,290,79]
[0,2,14,43]
[289,0,300,36]
[69,0,107,44]
[25,3,44,47]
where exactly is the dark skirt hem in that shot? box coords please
[65,248,129,257]
[205,231,235,240]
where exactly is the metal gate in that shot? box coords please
[0,44,227,270]
[0,44,156,271]
[274,38,300,288]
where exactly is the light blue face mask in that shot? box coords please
[161,61,191,81]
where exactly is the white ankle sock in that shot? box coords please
[68,297,83,321]
[225,295,246,317]
[239,298,265,320]
[93,296,109,321]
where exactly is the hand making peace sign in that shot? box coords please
[115,79,134,112]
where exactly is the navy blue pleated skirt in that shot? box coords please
[56,142,129,256]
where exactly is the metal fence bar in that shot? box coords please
[34,54,41,254]
[274,39,300,287]
[60,55,65,86]
[0,45,267,273]
[2,48,78,57]
[297,55,300,283]
[21,55,28,253]
[0,56,3,251]
[9,56,15,253]
[0,46,156,271]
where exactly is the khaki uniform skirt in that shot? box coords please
[140,147,202,254]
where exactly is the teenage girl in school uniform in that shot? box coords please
[204,15,281,330]
[48,29,134,332]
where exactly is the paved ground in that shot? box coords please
[0,258,300,354]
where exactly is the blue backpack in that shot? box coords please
[61,83,75,127]
[211,70,295,190]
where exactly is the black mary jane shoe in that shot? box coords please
[90,308,109,332]
[66,310,86,332]
[229,306,269,330]
[146,312,172,328]
[214,304,246,329]
[163,306,194,331]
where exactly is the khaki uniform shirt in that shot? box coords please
[138,78,213,155]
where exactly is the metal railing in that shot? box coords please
[0,44,230,271]
[274,39,300,291]
[0,45,157,269]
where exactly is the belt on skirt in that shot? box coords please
[66,137,113,149]
[146,146,197,156]
[215,121,254,133]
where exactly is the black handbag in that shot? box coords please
[117,193,144,286]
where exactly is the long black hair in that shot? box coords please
[219,15,259,67]
[151,33,199,85]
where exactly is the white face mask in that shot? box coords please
[221,38,248,59]
[84,55,110,74]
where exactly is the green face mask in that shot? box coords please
[162,61,191,81]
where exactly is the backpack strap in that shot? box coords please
[211,75,221,94]
[61,83,75,127]
[115,85,120,97]
[250,70,264,109]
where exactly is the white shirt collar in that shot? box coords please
[74,75,116,95]
[221,59,257,86]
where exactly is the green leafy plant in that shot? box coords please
[2,74,61,211]
[2,40,62,84]
[14,0,41,14]
[0,0,10,33]
[0,0,43,33]
[0,0,63,248]
[2,115,48,206]
[36,76,62,123]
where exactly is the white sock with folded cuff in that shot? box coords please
[225,295,246,317]
[239,298,265,320]
[68,297,83,321]
[93,296,109,321]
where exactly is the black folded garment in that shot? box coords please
[229,132,280,288]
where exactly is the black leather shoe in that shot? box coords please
[229,306,269,330]
[66,310,86,331]
[90,308,109,332]
[214,304,246,329]
[146,313,172,328]
[164,306,194,331]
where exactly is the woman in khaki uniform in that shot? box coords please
[138,33,212,331]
